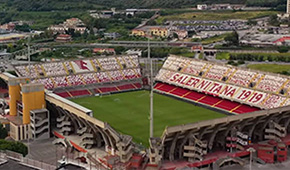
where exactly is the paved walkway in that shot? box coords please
[221,161,290,170]
[25,138,61,166]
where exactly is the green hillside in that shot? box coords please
[0,0,286,10]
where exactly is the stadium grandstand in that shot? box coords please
[1,54,290,169]
[13,55,143,98]
[155,55,290,114]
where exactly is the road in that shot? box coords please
[36,41,280,54]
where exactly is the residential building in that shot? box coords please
[49,25,66,34]
[150,27,169,37]
[48,18,87,34]
[173,30,188,39]
[0,23,15,31]
[131,26,170,38]
[197,4,208,10]
[132,29,146,37]
[64,18,84,28]
[55,34,72,43]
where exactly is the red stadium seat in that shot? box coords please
[55,91,71,98]
[233,105,260,114]
[199,96,222,106]
[214,100,240,111]
[155,82,260,114]
[69,90,90,97]
[183,91,205,101]
[169,87,190,97]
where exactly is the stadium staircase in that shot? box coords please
[184,136,207,162]
[30,110,50,140]
[80,133,94,148]
[59,127,72,134]
[57,115,66,122]
[77,127,87,136]
[57,121,71,129]
[53,138,69,148]
[264,121,286,142]
[30,116,49,129]
[57,116,72,135]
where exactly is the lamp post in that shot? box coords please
[148,39,154,138]
[247,147,256,170]
[27,35,31,77]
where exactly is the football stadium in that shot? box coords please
[2,54,290,169]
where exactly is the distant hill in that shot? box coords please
[0,0,286,10]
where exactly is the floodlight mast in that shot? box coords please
[148,39,154,138]
[28,35,31,77]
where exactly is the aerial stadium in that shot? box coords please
[1,53,290,169]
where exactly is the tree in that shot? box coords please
[114,46,125,55]
[0,140,28,156]
[224,31,239,46]
[15,24,31,32]
[173,32,179,39]
[0,123,7,139]
[277,46,289,53]
[247,19,257,25]
[146,20,157,26]
[170,48,181,54]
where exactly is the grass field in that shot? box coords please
[156,11,278,24]
[201,33,232,45]
[71,90,225,146]
[247,64,290,74]
[216,52,231,60]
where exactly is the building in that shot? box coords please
[49,25,66,34]
[63,18,84,28]
[126,9,138,16]
[197,4,208,10]
[150,27,169,37]
[93,48,116,54]
[125,9,153,16]
[48,18,87,34]
[131,29,146,37]
[211,4,232,10]
[132,26,170,38]
[198,4,244,11]
[0,23,15,31]
[90,8,116,18]
[99,11,115,18]
[6,79,49,141]
[125,49,142,56]
[240,34,290,47]
[173,30,188,39]
[273,36,290,46]
[191,45,204,52]
[55,34,72,43]
[0,33,26,43]
[104,32,121,39]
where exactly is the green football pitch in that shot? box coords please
[71,90,226,146]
